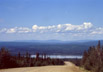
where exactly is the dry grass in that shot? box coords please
[79,67,91,72]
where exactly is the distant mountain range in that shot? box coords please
[13,39,64,43]
[1,39,101,43]
[0,40,103,55]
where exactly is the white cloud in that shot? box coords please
[0,27,31,34]
[0,22,103,36]
[6,28,16,33]
[65,24,75,31]
[32,25,38,32]
[57,24,62,29]
[1,22,103,40]
[64,22,92,31]
[83,22,93,29]
[47,25,55,29]
[31,22,93,33]
[90,27,103,35]
[17,27,31,33]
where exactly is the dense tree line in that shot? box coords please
[81,41,103,72]
[0,47,64,69]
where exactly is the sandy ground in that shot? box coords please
[0,61,84,72]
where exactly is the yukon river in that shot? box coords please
[31,55,82,59]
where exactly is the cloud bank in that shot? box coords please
[0,22,103,36]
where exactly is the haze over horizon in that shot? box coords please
[0,0,103,41]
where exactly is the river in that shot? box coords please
[31,55,82,59]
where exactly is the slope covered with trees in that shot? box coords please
[0,47,64,69]
[81,41,103,72]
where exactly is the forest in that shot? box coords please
[0,47,64,69]
[81,41,103,72]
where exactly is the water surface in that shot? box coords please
[31,55,82,59]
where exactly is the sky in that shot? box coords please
[0,0,103,41]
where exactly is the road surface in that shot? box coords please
[0,61,84,72]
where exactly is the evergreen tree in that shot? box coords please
[81,41,103,72]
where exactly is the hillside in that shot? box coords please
[0,40,103,55]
